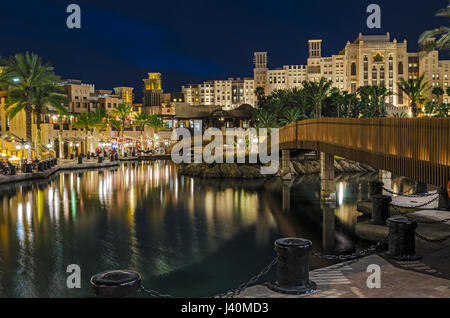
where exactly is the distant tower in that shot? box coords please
[143,73,163,108]
[253,52,268,96]
[114,87,134,106]
[308,40,322,58]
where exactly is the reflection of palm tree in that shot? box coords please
[397,74,429,117]
[302,78,332,118]
[419,5,450,54]
[0,53,58,161]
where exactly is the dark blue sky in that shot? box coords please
[1,0,448,101]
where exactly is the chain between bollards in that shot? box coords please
[312,238,388,261]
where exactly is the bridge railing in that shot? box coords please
[279,118,450,188]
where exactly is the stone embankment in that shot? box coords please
[180,159,377,179]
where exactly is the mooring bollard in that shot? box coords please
[87,153,91,160]
[370,181,384,198]
[70,154,74,160]
[415,182,428,194]
[268,238,316,295]
[386,217,421,261]
[371,194,392,225]
[98,156,103,164]
[38,162,44,172]
[438,188,450,211]
[78,156,83,164]
[90,270,141,298]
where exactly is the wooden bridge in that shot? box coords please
[279,118,450,189]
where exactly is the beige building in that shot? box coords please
[182,77,255,109]
[258,32,450,109]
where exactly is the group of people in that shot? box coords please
[0,160,16,175]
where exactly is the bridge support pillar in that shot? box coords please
[282,180,293,212]
[321,202,336,253]
[320,152,336,202]
[281,150,291,180]
[378,170,392,196]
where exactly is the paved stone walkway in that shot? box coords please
[239,255,450,298]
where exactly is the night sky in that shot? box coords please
[1,0,448,101]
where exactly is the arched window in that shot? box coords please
[351,63,356,76]
[398,62,404,75]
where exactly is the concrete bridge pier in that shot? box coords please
[281,150,292,180]
[378,170,392,196]
[320,152,336,202]
[321,202,336,253]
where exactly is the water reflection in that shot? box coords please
[0,162,412,297]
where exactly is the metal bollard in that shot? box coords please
[415,182,428,194]
[70,154,74,160]
[38,162,44,172]
[91,270,141,298]
[98,156,103,164]
[78,156,83,164]
[370,181,384,198]
[371,194,392,225]
[87,153,91,160]
[438,188,450,211]
[268,238,316,295]
[386,217,421,261]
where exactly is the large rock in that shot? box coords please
[201,164,222,178]
[219,163,243,178]
[292,161,307,174]
[238,165,263,179]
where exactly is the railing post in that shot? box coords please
[91,270,141,298]
[386,217,421,261]
[268,238,316,295]
[371,195,392,225]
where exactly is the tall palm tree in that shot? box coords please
[419,5,450,54]
[302,78,332,118]
[111,103,132,156]
[33,83,70,159]
[397,74,429,117]
[253,108,278,128]
[0,52,58,160]
[133,111,149,151]
[73,112,96,156]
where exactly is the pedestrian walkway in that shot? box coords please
[238,255,450,298]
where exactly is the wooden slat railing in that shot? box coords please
[279,118,450,188]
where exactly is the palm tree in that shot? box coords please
[419,5,450,54]
[73,112,96,156]
[133,112,149,151]
[253,108,278,128]
[33,83,70,159]
[397,74,429,117]
[302,78,332,118]
[357,85,392,118]
[0,52,58,161]
[111,103,132,156]
[432,86,444,106]
[280,107,307,125]
[254,86,266,108]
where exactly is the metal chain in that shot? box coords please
[312,237,388,261]
[415,232,450,243]
[140,286,176,298]
[139,256,278,299]
[382,186,436,198]
[390,195,439,209]
[381,184,416,196]
[213,256,278,298]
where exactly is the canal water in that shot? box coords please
[0,161,411,297]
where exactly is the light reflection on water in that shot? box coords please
[0,161,412,297]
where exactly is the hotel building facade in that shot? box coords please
[183,32,450,110]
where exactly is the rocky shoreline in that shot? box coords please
[179,159,377,179]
